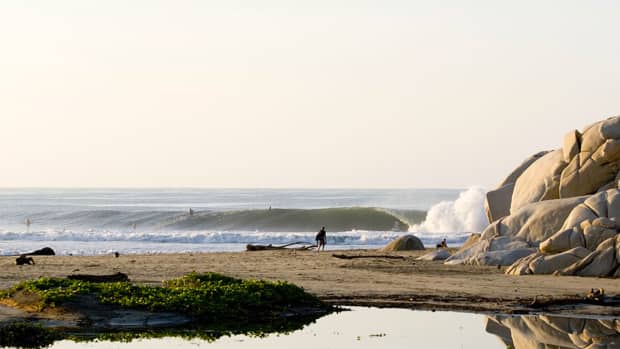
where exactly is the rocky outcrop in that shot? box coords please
[510,149,568,213]
[450,116,620,277]
[380,235,424,252]
[484,151,548,222]
[446,196,585,266]
[507,189,620,276]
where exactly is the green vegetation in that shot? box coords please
[0,273,332,348]
[1,272,327,321]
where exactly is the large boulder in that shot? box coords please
[510,149,568,213]
[484,196,587,243]
[560,117,620,198]
[505,247,591,275]
[508,189,620,277]
[485,151,549,223]
[556,235,620,277]
[380,235,424,252]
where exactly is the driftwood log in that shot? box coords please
[9,247,56,258]
[25,247,55,256]
[331,254,406,260]
[67,272,130,283]
[15,255,35,265]
[246,242,316,251]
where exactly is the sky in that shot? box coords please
[1,1,619,188]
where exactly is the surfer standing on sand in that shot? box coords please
[315,227,326,252]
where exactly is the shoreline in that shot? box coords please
[1,249,619,318]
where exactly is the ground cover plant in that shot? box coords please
[0,272,327,321]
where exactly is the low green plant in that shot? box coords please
[1,272,326,321]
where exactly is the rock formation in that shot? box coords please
[448,116,620,277]
[380,235,424,252]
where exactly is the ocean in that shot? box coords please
[0,188,488,256]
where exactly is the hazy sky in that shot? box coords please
[1,1,619,188]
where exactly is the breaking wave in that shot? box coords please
[8,207,425,233]
[409,187,488,235]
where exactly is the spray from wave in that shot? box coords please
[410,187,488,234]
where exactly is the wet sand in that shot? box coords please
[1,249,619,316]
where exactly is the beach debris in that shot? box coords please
[67,272,130,283]
[527,289,616,309]
[15,255,35,265]
[16,247,55,256]
[114,252,120,258]
[331,254,406,260]
[379,235,424,252]
[246,242,316,251]
[586,287,604,301]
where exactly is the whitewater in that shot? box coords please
[0,188,488,255]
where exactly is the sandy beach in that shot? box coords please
[2,249,619,317]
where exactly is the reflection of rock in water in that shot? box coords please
[486,314,620,348]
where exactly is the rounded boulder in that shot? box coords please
[380,235,425,252]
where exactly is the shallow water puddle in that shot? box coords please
[9,307,619,349]
[49,307,503,349]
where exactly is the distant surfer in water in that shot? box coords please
[25,218,32,232]
[315,227,326,252]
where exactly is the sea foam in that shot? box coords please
[410,187,488,235]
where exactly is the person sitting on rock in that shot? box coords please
[436,238,448,248]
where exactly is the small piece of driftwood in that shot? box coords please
[246,241,316,251]
[331,254,406,260]
[67,272,130,283]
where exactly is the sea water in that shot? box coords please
[0,188,488,256]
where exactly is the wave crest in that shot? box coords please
[20,207,425,233]
[410,187,488,234]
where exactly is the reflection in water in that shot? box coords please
[0,313,326,349]
[486,314,620,348]
[25,308,504,349]
[2,308,618,348]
